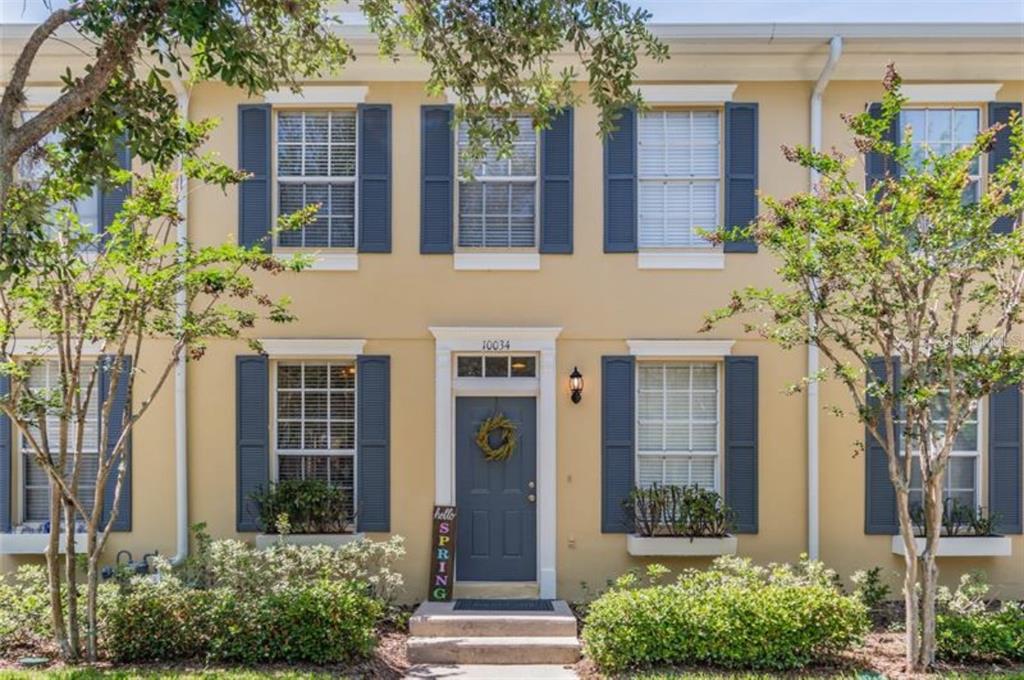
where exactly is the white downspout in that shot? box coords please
[169,79,190,566]
[807,35,842,561]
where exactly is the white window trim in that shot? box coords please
[902,106,983,196]
[275,251,359,271]
[637,251,725,270]
[260,338,366,359]
[635,84,737,105]
[634,361,722,492]
[453,253,541,271]
[901,84,1002,104]
[264,86,368,105]
[628,340,735,359]
[272,108,359,252]
[269,360,358,530]
[454,117,540,253]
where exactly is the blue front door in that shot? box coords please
[455,396,537,582]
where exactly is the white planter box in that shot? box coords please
[890,535,1012,557]
[253,533,363,549]
[627,534,737,557]
[1,533,90,555]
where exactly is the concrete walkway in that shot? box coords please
[405,664,579,679]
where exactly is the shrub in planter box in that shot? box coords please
[250,479,353,534]
[582,557,868,672]
[624,484,735,538]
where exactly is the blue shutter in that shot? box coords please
[540,108,574,254]
[99,132,131,234]
[356,355,390,532]
[99,355,132,531]
[238,104,272,251]
[421,105,455,254]
[724,102,758,254]
[724,356,759,533]
[865,102,901,191]
[865,356,900,535]
[601,355,635,533]
[357,104,392,253]
[236,355,269,532]
[0,375,10,533]
[603,108,637,253]
[989,385,1022,534]
[989,102,1022,235]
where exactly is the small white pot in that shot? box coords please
[626,534,738,557]
[890,535,1012,557]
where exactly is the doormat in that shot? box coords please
[454,598,554,611]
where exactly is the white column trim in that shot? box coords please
[259,338,366,358]
[902,83,1003,103]
[627,339,735,358]
[431,326,562,598]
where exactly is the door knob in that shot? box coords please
[528,481,535,489]
[528,494,536,503]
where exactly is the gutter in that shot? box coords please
[169,78,190,567]
[807,35,842,561]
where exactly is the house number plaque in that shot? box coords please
[481,339,511,351]
[428,505,458,601]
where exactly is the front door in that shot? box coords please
[455,396,537,582]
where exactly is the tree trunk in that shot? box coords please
[62,500,80,659]
[85,552,100,661]
[902,547,920,668]
[918,552,939,668]
[45,492,70,658]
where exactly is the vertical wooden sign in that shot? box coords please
[428,505,457,602]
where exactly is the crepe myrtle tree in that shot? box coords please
[0,0,666,262]
[703,66,1024,671]
[0,114,314,661]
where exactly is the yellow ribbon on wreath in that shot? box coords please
[475,412,518,462]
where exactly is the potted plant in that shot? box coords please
[249,479,361,548]
[890,500,1011,557]
[623,484,738,556]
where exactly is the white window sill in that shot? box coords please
[1,532,90,555]
[276,252,359,271]
[253,532,364,549]
[454,253,540,271]
[890,535,1012,557]
[627,534,737,556]
[637,251,725,270]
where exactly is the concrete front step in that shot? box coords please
[410,600,578,638]
[406,635,582,665]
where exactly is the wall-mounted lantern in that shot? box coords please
[569,366,584,404]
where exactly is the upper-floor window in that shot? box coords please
[21,360,99,524]
[272,361,356,517]
[901,107,981,201]
[636,362,720,490]
[276,110,357,249]
[457,116,538,249]
[18,112,101,233]
[638,110,720,249]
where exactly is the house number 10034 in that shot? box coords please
[482,339,511,351]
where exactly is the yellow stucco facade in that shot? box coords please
[2,27,1023,603]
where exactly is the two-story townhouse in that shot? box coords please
[2,1,1023,603]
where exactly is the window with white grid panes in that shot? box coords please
[276,110,357,248]
[21,360,100,523]
[636,362,720,490]
[273,362,356,518]
[907,394,981,512]
[457,116,538,248]
[637,110,721,249]
[901,108,981,203]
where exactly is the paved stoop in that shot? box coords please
[407,600,581,665]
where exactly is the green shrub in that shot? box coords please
[936,573,1024,662]
[250,479,352,534]
[0,565,52,653]
[582,557,869,672]
[851,566,891,611]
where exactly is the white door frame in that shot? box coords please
[430,326,561,598]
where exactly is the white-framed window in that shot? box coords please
[637,110,721,249]
[908,396,981,511]
[457,116,538,249]
[271,361,356,518]
[455,354,537,378]
[21,360,100,523]
[901,107,981,202]
[636,362,720,490]
[17,112,101,233]
[275,110,357,249]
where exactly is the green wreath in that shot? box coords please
[476,412,518,462]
